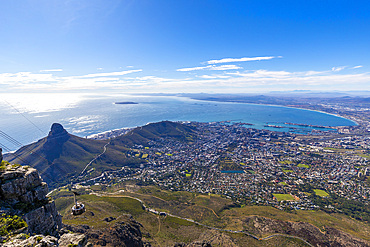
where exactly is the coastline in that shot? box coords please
[1,94,359,152]
[186,97,359,127]
[87,127,133,140]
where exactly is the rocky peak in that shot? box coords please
[43,123,70,162]
[48,123,68,139]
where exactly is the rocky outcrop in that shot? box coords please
[0,163,62,236]
[43,123,70,162]
[3,234,59,247]
[64,215,148,247]
[58,233,90,247]
[174,229,235,247]
[243,215,370,247]
[23,201,61,236]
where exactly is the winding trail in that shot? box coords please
[91,192,314,246]
[79,141,110,176]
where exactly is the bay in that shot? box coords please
[0,93,357,151]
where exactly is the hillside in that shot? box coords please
[111,120,197,147]
[5,121,196,189]
[5,123,141,188]
[52,183,370,247]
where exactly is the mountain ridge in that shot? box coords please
[4,121,195,189]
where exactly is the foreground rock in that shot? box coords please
[2,234,58,247]
[0,162,62,236]
[58,233,89,247]
[65,214,148,247]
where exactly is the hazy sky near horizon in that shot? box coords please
[1,0,370,94]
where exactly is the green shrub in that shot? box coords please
[0,214,27,236]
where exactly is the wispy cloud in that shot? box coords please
[177,66,208,72]
[78,70,142,78]
[331,66,346,72]
[207,56,278,64]
[198,75,231,79]
[210,65,242,70]
[177,65,241,72]
[1,65,369,93]
[0,72,57,84]
[40,69,63,72]
[352,65,363,69]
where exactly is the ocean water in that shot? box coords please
[0,93,357,151]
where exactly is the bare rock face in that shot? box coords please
[0,163,62,236]
[0,148,3,164]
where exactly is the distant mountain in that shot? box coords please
[183,93,370,107]
[5,121,196,188]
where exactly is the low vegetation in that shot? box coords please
[0,214,27,236]
[313,189,329,197]
[273,193,297,201]
[53,183,370,246]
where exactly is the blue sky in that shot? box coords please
[1,0,370,93]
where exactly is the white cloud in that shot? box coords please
[210,65,242,70]
[207,56,278,64]
[79,70,142,78]
[198,75,231,79]
[177,66,209,72]
[352,65,363,69]
[177,65,241,72]
[1,66,370,93]
[39,69,63,72]
[0,72,57,84]
[331,66,346,72]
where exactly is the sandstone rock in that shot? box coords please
[0,166,42,205]
[3,234,58,247]
[24,201,62,236]
[58,233,88,247]
[0,164,62,237]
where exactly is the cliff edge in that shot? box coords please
[0,156,62,237]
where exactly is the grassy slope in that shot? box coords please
[111,121,196,147]
[6,135,106,186]
[55,184,369,246]
[5,121,195,189]
[57,193,308,247]
[125,186,370,241]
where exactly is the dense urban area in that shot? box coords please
[80,100,370,222]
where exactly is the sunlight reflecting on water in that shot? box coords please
[0,93,87,114]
